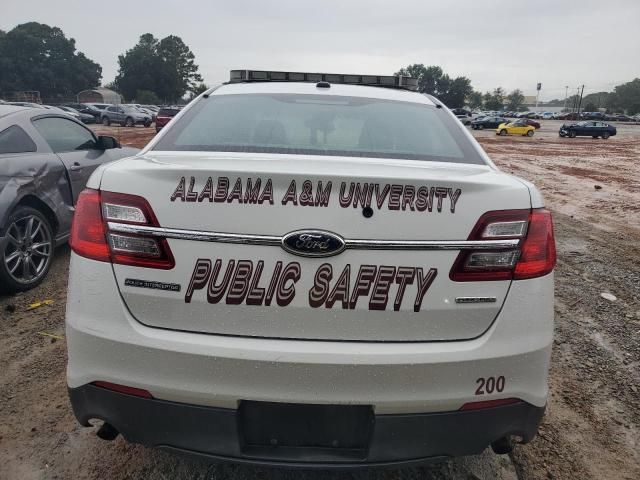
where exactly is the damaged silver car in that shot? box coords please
[0,105,139,292]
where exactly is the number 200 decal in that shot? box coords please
[475,376,506,395]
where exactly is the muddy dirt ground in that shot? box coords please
[1,120,639,479]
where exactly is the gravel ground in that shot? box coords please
[1,120,638,479]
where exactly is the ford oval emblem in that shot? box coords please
[281,229,346,257]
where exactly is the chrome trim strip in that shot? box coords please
[344,239,518,250]
[107,223,281,246]
[108,222,520,250]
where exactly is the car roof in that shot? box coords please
[0,104,31,118]
[211,81,436,106]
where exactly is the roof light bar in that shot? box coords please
[229,70,419,91]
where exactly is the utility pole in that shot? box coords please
[576,85,585,119]
[572,86,580,114]
[535,82,542,110]
[563,86,569,112]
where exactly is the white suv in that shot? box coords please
[66,70,556,467]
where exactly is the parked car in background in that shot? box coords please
[124,104,157,121]
[605,113,632,122]
[0,104,139,292]
[581,112,606,121]
[522,118,541,129]
[497,120,536,136]
[456,114,472,125]
[155,106,182,133]
[101,105,152,127]
[471,116,508,130]
[58,106,95,124]
[63,103,103,122]
[559,121,616,139]
[451,107,472,117]
[86,103,110,113]
[142,105,160,114]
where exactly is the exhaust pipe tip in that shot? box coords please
[491,436,514,455]
[96,422,119,441]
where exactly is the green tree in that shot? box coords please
[136,89,161,104]
[467,90,484,109]
[189,82,209,99]
[583,102,597,112]
[440,76,473,109]
[483,88,505,111]
[114,33,202,103]
[506,89,525,111]
[0,22,101,100]
[613,78,640,114]
[395,64,473,108]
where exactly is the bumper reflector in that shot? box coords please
[92,381,153,399]
[459,398,520,411]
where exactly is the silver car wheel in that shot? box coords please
[3,214,53,285]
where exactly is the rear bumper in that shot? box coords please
[69,384,544,467]
[66,254,554,414]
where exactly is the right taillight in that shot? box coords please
[450,208,556,282]
[513,209,556,279]
[70,189,175,269]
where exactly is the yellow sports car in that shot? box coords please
[496,120,535,137]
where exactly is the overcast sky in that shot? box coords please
[2,0,639,100]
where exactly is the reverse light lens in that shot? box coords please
[103,203,147,223]
[108,234,161,256]
[465,251,520,269]
[482,220,528,238]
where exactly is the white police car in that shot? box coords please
[66,70,555,467]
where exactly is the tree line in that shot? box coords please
[544,82,640,115]
[1,22,639,113]
[0,23,204,103]
[394,64,529,111]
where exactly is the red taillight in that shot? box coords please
[459,398,520,411]
[92,381,153,399]
[70,189,175,269]
[450,208,556,282]
[514,210,556,280]
[70,189,110,262]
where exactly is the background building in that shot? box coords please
[77,88,121,104]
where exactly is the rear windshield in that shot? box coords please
[154,93,484,164]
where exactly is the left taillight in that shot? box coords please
[70,189,110,262]
[70,189,175,269]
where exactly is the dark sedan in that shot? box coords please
[523,118,541,129]
[559,121,617,139]
[471,116,508,130]
[0,105,139,292]
[63,103,103,122]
